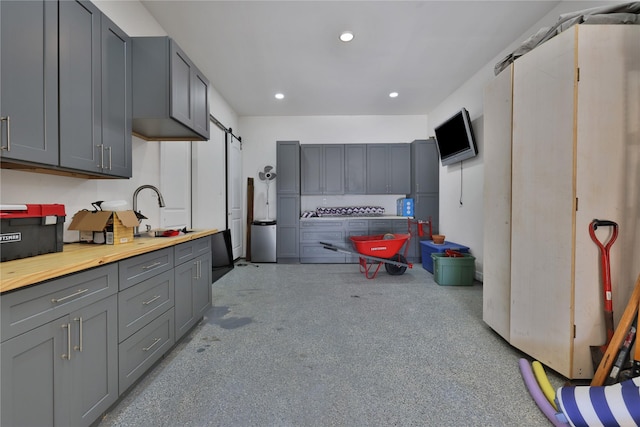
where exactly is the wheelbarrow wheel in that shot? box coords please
[385,254,407,276]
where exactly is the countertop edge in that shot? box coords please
[1,229,218,293]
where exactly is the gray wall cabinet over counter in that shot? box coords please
[131,37,210,141]
[301,144,345,195]
[366,144,411,194]
[0,0,132,179]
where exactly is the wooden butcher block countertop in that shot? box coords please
[0,229,218,293]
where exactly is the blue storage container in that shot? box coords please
[420,240,470,273]
[396,198,414,217]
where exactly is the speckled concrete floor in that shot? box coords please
[98,262,566,427]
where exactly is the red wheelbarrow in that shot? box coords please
[321,233,413,279]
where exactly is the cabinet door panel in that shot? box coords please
[366,145,388,193]
[388,144,411,194]
[193,254,212,318]
[59,0,102,173]
[323,145,344,194]
[174,260,197,338]
[1,315,71,427]
[510,29,575,377]
[70,295,118,427]
[0,0,58,165]
[345,144,366,194]
[170,41,193,128]
[192,71,210,138]
[301,145,323,194]
[276,141,300,194]
[101,14,132,177]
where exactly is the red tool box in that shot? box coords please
[0,204,66,262]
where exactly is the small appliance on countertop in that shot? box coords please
[0,204,66,262]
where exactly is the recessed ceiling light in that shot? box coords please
[389,92,399,98]
[275,93,285,100]
[339,31,354,43]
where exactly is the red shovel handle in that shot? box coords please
[589,219,618,314]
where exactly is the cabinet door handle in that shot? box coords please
[61,323,71,360]
[142,261,162,270]
[142,295,161,306]
[106,146,112,170]
[97,144,104,168]
[0,116,10,151]
[142,337,162,352]
[74,317,83,352]
[52,288,89,303]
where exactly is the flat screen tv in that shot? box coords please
[433,108,478,166]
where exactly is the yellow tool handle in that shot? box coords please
[591,273,640,386]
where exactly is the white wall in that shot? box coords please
[426,0,617,280]
[0,1,237,242]
[238,115,428,222]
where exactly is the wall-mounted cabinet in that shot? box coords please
[366,144,411,194]
[132,37,210,141]
[301,144,344,195]
[0,0,132,178]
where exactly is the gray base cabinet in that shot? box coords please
[174,239,212,340]
[300,218,419,264]
[1,265,119,427]
[1,236,214,426]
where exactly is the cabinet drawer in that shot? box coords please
[300,220,343,229]
[118,308,175,394]
[1,264,118,342]
[119,248,173,290]
[300,230,343,242]
[118,270,174,342]
[174,237,211,265]
[346,219,368,230]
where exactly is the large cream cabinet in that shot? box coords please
[483,25,640,379]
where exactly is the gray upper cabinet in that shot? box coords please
[366,144,411,194]
[132,37,210,141]
[59,1,132,178]
[410,139,439,231]
[301,144,344,195]
[1,0,131,178]
[100,14,132,177]
[344,144,367,194]
[0,0,59,166]
[58,0,102,174]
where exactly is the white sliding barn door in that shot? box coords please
[228,134,243,260]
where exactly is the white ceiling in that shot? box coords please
[140,0,561,117]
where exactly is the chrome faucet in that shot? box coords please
[133,185,166,235]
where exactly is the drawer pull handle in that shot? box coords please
[143,337,162,352]
[74,317,83,352]
[61,323,71,360]
[142,261,162,270]
[142,295,161,305]
[52,288,89,303]
[1,116,10,151]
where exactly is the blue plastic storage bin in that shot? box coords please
[420,240,470,273]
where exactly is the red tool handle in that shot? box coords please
[589,219,618,334]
